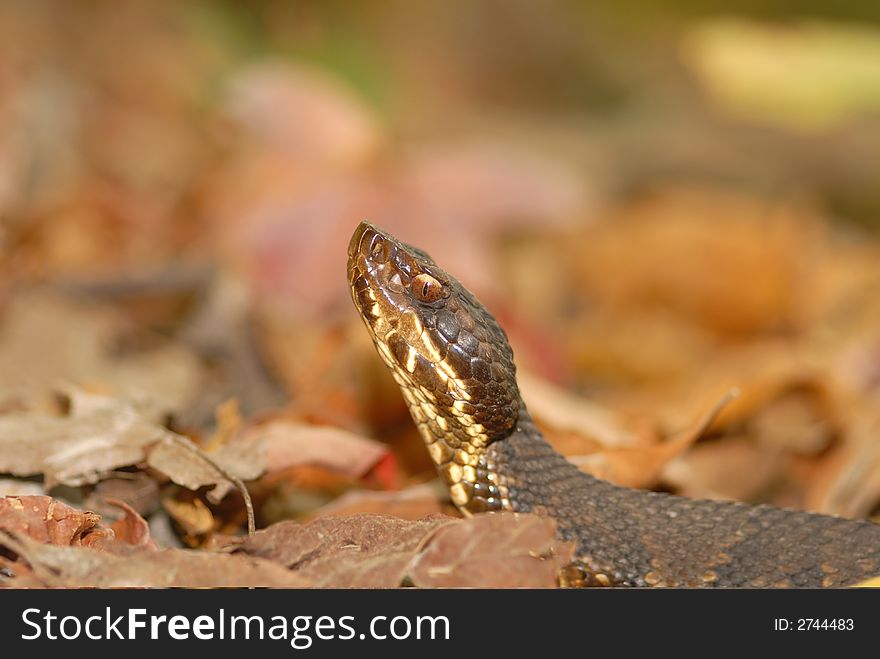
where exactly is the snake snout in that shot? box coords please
[349,220,397,263]
[348,220,375,259]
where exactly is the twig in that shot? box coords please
[165,434,256,536]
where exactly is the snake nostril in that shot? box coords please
[349,222,373,259]
[368,234,388,262]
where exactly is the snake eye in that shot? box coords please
[412,273,443,303]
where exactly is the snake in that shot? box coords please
[347,220,880,587]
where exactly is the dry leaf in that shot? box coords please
[0,532,311,588]
[237,514,455,587]
[308,483,447,520]
[803,413,880,517]
[750,388,836,455]
[86,472,160,516]
[0,495,155,564]
[518,370,638,448]
[663,435,785,502]
[0,480,44,497]
[243,420,390,480]
[408,513,575,588]
[146,434,265,502]
[203,398,245,452]
[0,391,177,487]
[0,496,103,547]
[162,497,216,539]
[105,498,157,550]
[570,390,737,488]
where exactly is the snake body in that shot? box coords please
[347,221,880,587]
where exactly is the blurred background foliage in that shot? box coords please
[2,0,880,527]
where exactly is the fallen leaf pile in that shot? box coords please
[1,496,570,588]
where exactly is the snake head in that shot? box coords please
[348,221,521,446]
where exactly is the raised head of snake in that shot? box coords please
[348,221,521,514]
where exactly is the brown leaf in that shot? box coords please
[243,420,390,480]
[0,479,44,497]
[0,532,311,588]
[570,390,738,489]
[236,514,455,587]
[203,398,245,452]
[408,513,574,588]
[86,472,160,517]
[0,496,103,547]
[518,370,639,448]
[0,496,157,560]
[663,435,785,502]
[146,433,265,502]
[749,388,835,455]
[256,319,372,431]
[803,413,880,517]
[162,497,215,539]
[307,483,447,520]
[105,499,156,550]
[0,389,178,487]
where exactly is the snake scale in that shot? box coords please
[347,221,880,587]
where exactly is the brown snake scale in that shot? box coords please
[347,221,880,587]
